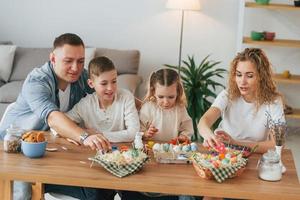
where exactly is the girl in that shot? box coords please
[121,68,194,200]
[198,48,285,153]
[140,68,193,142]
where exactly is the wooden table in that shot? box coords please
[0,135,300,200]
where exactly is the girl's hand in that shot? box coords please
[83,133,111,152]
[144,124,158,139]
[178,134,189,143]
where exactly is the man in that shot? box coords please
[0,33,113,200]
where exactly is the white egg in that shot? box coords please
[152,143,161,152]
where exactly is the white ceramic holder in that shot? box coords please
[275,145,286,174]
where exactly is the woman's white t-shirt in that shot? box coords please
[212,90,285,142]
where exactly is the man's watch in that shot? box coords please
[79,132,89,144]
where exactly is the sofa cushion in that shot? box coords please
[10,48,52,81]
[0,45,17,82]
[95,48,140,75]
[117,74,142,94]
[84,48,96,70]
[0,81,23,103]
[0,41,13,45]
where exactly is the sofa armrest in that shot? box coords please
[117,74,142,95]
[0,80,5,88]
[0,81,23,103]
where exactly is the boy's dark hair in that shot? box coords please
[88,56,116,78]
[53,33,84,50]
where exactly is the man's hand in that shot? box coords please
[83,134,111,152]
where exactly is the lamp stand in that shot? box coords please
[178,10,185,74]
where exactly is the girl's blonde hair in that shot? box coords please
[144,68,186,106]
[228,48,281,108]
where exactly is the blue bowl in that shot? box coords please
[21,140,47,158]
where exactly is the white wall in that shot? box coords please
[0,0,299,123]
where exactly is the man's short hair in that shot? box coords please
[53,33,84,50]
[88,56,116,78]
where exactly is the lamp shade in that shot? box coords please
[166,0,201,11]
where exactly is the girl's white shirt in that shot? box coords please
[66,88,140,143]
[139,101,193,142]
[212,90,285,142]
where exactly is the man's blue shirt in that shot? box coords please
[0,61,93,138]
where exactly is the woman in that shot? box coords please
[198,48,285,153]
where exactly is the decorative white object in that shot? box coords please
[166,0,201,71]
[275,145,286,173]
[258,149,282,181]
[134,132,144,150]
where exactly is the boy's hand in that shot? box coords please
[83,134,111,152]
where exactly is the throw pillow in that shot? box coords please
[117,74,142,94]
[84,48,96,70]
[0,45,17,82]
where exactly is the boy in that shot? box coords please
[66,56,140,145]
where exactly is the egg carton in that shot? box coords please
[153,151,194,164]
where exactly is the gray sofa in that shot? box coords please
[0,46,142,119]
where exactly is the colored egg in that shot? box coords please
[225,153,231,159]
[152,143,161,152]
[190,143,198,151]
[147,141,154,148]
[182,144,191,152]
[163,143,170,152]
[219,153,225,160]
[173,145,181,153]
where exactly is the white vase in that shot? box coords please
[275,145,286,173]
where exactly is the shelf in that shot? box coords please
[273,74,300,84]
[245,2,300,10]
[286,108,300,119]
[243,37,300,48]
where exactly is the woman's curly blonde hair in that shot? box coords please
[144,68,186,106]
[228,48,281,108]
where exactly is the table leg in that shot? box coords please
[0,179,13,200]
[32,182,44,200]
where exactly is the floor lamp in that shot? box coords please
[166,0,201,73]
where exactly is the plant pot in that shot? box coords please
[255,0,271,5]
[294,1,300,7]
[263,31,276,41]
[251,31,264,41]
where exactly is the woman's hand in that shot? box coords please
[83,133,111,152]
[143,124,158,139]
[202,132,221,148]
[215,130,233,143]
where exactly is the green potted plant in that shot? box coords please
[165,55,226,141]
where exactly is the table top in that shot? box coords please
[0,135,299,199]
